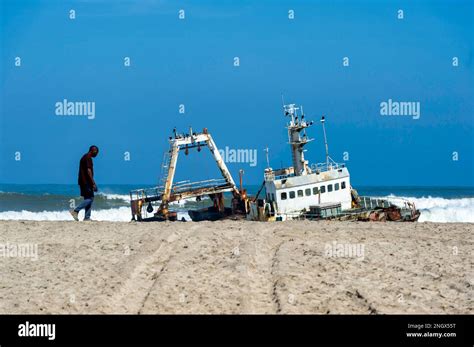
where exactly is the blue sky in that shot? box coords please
[1,0,473,186]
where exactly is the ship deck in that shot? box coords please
[130,179,235,204]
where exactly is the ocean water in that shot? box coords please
[0,184,473,223]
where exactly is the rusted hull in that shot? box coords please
[188,207,233,222]
[135,212,178,222]
[303,207,420,222]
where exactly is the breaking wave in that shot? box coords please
[0,207,191,222]
[0,207,132,222]
[383,196,474,223]
[0,193,472,223]
[97,193,130,201]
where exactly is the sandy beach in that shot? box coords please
[0,220,472,314]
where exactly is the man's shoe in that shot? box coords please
[83,218,93,222]
[69,209,79,221]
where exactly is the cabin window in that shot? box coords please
[297,190,303,197]
[320,186,326,194]
[341,181,346,189]
[289,191,295,199]
[281,192,287,200]
[335,183,339,191]
[305,188,311,196]
[313,187,319,195]
[328,184,333,192]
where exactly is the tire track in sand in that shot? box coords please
[102,228,185,314]
[235,224,287,314]
[235,227,277,313]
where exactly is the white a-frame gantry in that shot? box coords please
[156,127,240,219]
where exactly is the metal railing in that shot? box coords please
[264,161,346,182]
[130,178,232,203]
[129,186,164,203]
[358,196,391,209]
[264,171,296,181]
[310,160,345,174]
[172,178,230,192]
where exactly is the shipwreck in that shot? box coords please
[129,103,420,222]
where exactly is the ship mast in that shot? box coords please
[321,116,329,168]
[283,103,314,176]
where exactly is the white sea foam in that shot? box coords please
[382,196,474,223]
[0,207,191,222]
[97,193,130,201]
[0,196,472,223]
[0,207,132,221]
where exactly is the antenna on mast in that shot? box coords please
[264,146,270,169]
[321,116,330,168]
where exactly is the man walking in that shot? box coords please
[70,145,99,221]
